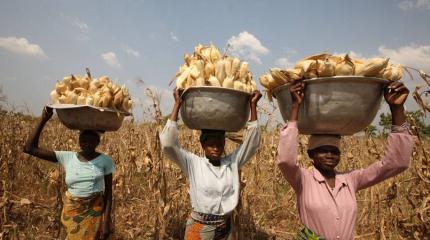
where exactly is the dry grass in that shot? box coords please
[0,110,429,239]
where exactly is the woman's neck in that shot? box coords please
[316,166,336,179]
[78,151,99,160]
[208,158,221,167]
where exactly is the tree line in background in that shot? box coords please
[365,110,430,138]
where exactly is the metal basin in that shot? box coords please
[273,76,388,135]
[180,87,251,132]
[50,104,130,131]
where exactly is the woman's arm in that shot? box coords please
[159,89,195,175]
[277,82,305,192]
[233,91,262,167]
[350,82,415,191]
[23,107,57,163]
[100,174,113,240]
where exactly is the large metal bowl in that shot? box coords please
[273,76,389,135]
[180,87,251,131]
[50,104,130,131]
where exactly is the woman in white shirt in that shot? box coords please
[24,107,115,240]
[160,89,262,240]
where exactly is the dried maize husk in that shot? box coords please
[224,57,233,77]
[208,76,221,87]
[58,95,67,104]
[239,62,249,79]
[184,74,195,89]
[204,62,215,78]
[99,76,110,85]
[99,93,112,108]
[270,68,289,85]
[50,90,60,103]
[246,83,253,93]
[89,79,101,94]
[77,76,90,89]
[200,47,212,62]
[93,92,102,107]
[353,59,364,65]
[109,83,121,95]
[295,60,318,79]
[231,58,241,77]
[381,64,404,81]
[209,44,221,63]
[215,60,226,84]
[246,72,253,83]
[195,77,205,86]
[234,81,246,92]
[328,55,343,63]
[355,57,389,77]
[317,58,336,77]
[113,89,124,109]
[250,81,257,92]
[194,44,204,55]
[282,68,304,81]
[53,69,132,111]
[193,60,205,77]
[65,90,78,104]
[63,76,72,86]
[70,75,82,89]
[189,64,200,79]
[335,54,355,76]
[184,54,192,66]
[304,53,331,61]
[267,74,280,89]
[55,81,67,94]
[174,64,188,79]
[122,97,133,112]
[174,44,255,92]
[176,67,190,89]
[222,76,235,88]
[85,96,94,105]
[259,74,271,89]
[77,94,87,105]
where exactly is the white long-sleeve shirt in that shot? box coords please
[160,119,261,215]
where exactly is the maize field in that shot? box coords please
[0,109,429,240]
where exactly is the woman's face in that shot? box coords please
[311,146,341,171]
[79,131,100,152]
[201,137,225,161]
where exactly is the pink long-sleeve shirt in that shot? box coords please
[277,122,415,240]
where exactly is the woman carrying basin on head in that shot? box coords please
[277,81,415,240]
[160,89,262,240]
[24,107,115,240]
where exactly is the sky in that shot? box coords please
[1,0,430,125]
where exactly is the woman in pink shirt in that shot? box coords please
[277,81,415,240]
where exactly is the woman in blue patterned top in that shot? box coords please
[24,107,115,240]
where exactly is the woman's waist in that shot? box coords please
[190,211,232,225]
[65,190,103,200]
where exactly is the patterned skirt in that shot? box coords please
[61,191,104,240]
[184,212,234,240]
